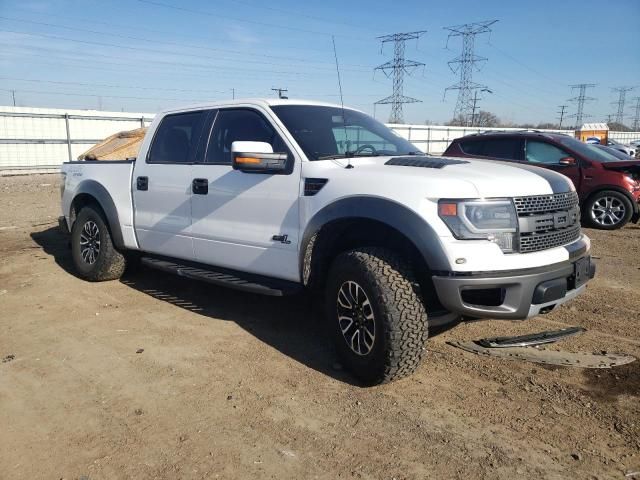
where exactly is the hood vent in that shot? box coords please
[304,178,328,196]
[385,156,469,169]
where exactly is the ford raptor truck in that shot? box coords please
[59,99,595,384]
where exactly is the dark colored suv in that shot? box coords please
[444,132,640,229]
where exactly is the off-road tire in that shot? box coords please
[325,247,429,385]
[583,190,633,230]
[71,205,126,281]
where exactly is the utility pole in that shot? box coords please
[271,87,288,99]
[611,86,634,125]
[444,20,497,126]
[374,30,427,124]
[557,105,568,128]
[567,83,596,128]
[632,97,640,131]
[470,88,492,127]
[605,114,613,124]
[231,88,235,100]
[10,89,16,106]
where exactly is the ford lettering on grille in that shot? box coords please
[514,192,581,253]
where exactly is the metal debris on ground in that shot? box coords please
[447,341,636,368]
[477,327,586,348]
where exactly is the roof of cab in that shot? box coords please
[161,98,352,115]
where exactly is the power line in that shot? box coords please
[444,20,498,126]
[0,29,370,74]
[557,105,568,128]
[374,31,427,124]
[0,16,352,67]
[8,8,333,55]
[567,83,596,128]
[134,0,369,41]
[611,86,634,125]
[0,49,321,79]
[0,76,232,95]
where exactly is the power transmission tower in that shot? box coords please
[611,86,634,125]
[374,30,427,124]
[271,87,288,99]
[632,97,640,131]
[567,83,596,128]
[443,20,497,126]
[557,105,568,128]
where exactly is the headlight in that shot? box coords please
[438,199,519,253]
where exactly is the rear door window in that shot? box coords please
[147,111,207,163]
[459,140,484,155]
[478,138,523,160]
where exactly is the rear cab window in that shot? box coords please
[147,111,207,164]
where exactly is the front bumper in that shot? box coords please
[432,251,595,320]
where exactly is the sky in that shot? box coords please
[0,0,638,125]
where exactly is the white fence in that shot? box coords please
[0,106,153,174]
[0,106,638,174]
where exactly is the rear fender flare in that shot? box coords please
[70,180,125,249]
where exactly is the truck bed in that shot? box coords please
[61,160,138,249]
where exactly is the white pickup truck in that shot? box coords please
[60,99,595,384]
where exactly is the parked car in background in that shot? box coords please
[444,131,640,230]
[595,144,635,160]
[606,138,636,158]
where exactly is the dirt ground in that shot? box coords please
[0,174,639,480]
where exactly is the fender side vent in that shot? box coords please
[385,157,469,169]
[304,178,328,196]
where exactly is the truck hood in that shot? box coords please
[316,155,574,198]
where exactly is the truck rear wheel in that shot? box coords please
[71,205,126,281]
[325,247,429,385]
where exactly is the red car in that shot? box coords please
[444,132,640,229]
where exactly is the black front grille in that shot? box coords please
[514,191,579,215]
[519,224,581,253]
[514,192,581,253]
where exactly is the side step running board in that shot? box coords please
[140,257,302,297]
[476,327,586,348]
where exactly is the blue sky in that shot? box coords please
[0,0,638,124]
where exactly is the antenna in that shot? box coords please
[332,35,352,169]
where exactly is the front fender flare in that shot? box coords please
[299,196,450,280]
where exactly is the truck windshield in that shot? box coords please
[270,105,422,160]
[557,136,629,163]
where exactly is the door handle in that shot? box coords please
[136,176,148,191]
[192,178,209,195]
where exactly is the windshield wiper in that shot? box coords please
[316,151,381,160]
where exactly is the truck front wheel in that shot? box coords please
[71,205,126,281]
[325,247,429,385]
